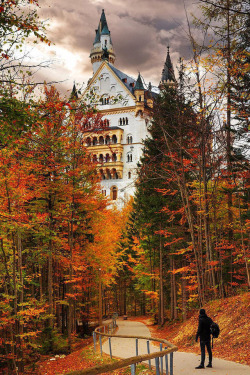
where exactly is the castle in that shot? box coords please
[81,10,175,207]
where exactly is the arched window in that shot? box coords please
[127,152,132,163]
[106,154,110,162]
[110,186,118,201]
[93,154,97,163]
[105,136,110,145]
[123,118,125,125]
[119,118,122,126]
[139,95,142,102]
[86,137,91,146]
[128,172,131,179]
[126,117,128,125]
[99,154,104,163]
[112,135,117,144]
[107,169,111,179]
[99,136,104,145]
[112,153,117,162]
[93,137,98,145]
[127,135,133,144]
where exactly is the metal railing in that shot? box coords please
[65,318,178,375]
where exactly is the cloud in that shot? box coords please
[36,0,198,93]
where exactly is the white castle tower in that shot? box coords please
[79,10,175,208]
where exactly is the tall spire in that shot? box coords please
[134,73,144,90]
[90,9,116,73]
[159,46,176,88]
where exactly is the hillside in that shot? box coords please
[146,293,250,365]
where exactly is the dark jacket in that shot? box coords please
[196,313,213,342]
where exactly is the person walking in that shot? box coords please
[195,308,213,369]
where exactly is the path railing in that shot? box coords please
[65,318,178,375]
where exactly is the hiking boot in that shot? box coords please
[206,363,212,368]
[195,365,205,369]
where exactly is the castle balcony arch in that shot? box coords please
[86,137,91,146]
[99,136,104,145]
[112,135,117,144]
[93,137,98,145]
[106,153,110,163]
[112,153,117,162]
[106,169,112,180]
[105,136,110,145]
[99,154,104,163]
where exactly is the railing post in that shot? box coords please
[99,334,102,356]
[131,364,136,375]
[135,338,138,357]
[170,352,173,375]
[160,343,163,374]
[147,340,151,370]
[155,357,160,375]
[93,332,96,353]
[165,347,168,375]
[109,337,112,359]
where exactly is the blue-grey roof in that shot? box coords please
[94,9,110,44]
[101,24,110,35]
[108,63,136,94]
[134,73,144,90]
[161,47,175,83]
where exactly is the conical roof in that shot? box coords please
[93,9,110,44]
[134,73,144,90]
[161,46,175,83]
[70,83,78,100]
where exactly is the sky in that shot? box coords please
[33,0,199,95]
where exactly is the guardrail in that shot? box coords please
[65,318,178,375]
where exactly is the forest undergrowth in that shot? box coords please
[141,293,250,366]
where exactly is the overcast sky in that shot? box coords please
[34,0,199,95]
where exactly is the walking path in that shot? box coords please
[102,319,250,375]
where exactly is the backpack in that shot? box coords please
[210,322,220,338]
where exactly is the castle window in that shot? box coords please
[127,152,132,163]
[112,135,117,144]
[105,40,107,46]
[112,153,117,162]
[99,136,104,145]
[106,153,110,162]
[93,154,97,163]
[123,118,125,125]
[86,137,91,146]
[93,137,98,145]
[128,172,131,179]
[126,117,128,125]
[119,118,122,126]
[127,135,133,144]
[139,95,142,102]
[110,186,118,201]
[105,136,110,145]
[99,154,104,163]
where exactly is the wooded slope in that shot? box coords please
[149,293,250,365]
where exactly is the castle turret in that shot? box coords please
[159,46,176,90]
[134,73,145,115]
[90,9,116,74]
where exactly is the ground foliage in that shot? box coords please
[144,293,250,365]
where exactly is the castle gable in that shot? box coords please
[86,61,136,109]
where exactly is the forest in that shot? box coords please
[0,0,249,374]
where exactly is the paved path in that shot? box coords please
[102,319,250,375]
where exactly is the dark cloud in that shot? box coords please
[37,0,198,92]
